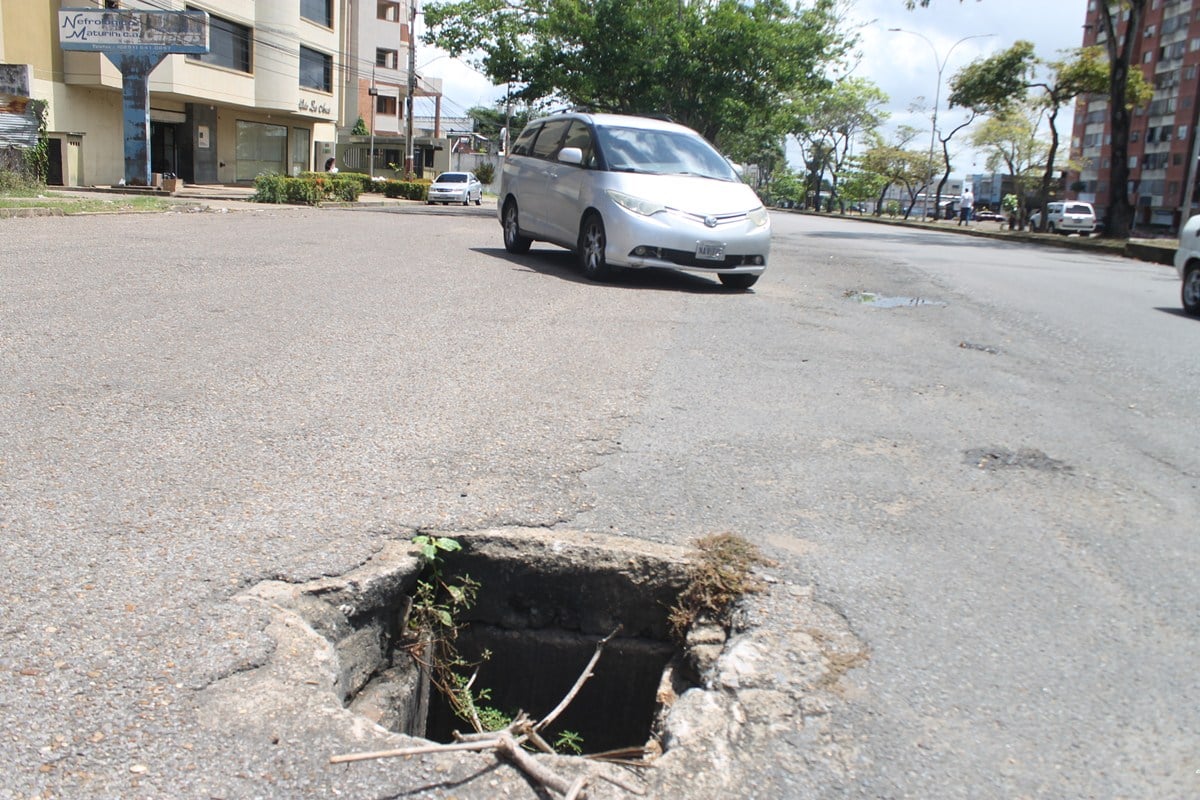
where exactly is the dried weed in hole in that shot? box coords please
[669,533,774,638]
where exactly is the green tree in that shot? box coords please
[950,42,1146,232]
[765,168,807,207]
[907,0,1151,238]
[858,126,929,218]
[790,77,889,213]
[423,0,852,154]
[466,104,533,144]
[969,104,1047,229]
[838,156,890,211]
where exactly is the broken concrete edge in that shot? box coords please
[198,528,868,795]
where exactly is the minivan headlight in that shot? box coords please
[606,190,666,217]
[748,206,769,227]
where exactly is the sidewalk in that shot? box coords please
[781,208,1177,265]
[52,181,445,212]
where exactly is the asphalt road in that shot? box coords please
[1,204,1196,798]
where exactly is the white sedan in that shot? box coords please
[427,172,483,206]
[1174,214,1200,316]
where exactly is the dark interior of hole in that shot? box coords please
[388,543,694,753]
[424,626,678,753]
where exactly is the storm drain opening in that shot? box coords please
[336,532,706,757]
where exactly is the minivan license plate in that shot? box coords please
[696,241,725,261]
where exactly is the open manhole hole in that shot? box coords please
[300,531,752,759]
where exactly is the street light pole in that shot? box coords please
[889,29,993,220]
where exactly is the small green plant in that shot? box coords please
[407,535,513,734]
[553,729,584,755]
[406,535,592,754]
[351,116,370,136]
[473,161,496,185]
[668,533,773,638]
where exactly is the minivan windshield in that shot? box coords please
[595,125,738,181]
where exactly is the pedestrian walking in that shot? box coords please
[958,188,974,226]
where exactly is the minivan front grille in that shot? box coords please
[674,210,747,227]
[631,247,762,268]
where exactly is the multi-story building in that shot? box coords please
[1069,0,1200,231]
[337,0,444,178]
[0,0,447,187]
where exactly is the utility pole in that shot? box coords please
[404,1,418,177]
[503,75,512,155]
[368,68,377,179]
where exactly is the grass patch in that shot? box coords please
[0,192,173,214]
[669,533,774,638]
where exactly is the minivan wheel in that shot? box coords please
[503,201,532,254]
[579,213,613,281]
[719,273,759,290]
[1184,264,1200,317]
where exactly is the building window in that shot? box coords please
[300,46,332,92]
[187,10,251,73]
[1181,125,1189,139]
[378,1,401,21]
[376,48,398,70]
[301,0,332,28]
[235,120,287,182]
[376,95,398,115]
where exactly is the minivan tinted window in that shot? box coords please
[510,124,539,156]
[531,120,571,159]
[594,125,737,181]
[561,121,597,167]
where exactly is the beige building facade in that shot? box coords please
[1,0,344,186]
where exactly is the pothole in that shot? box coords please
[844,290,946,308]
[296,531,711,757]
[965,447,1073,472]
[958,341,1001,355]
[217,528,870,796]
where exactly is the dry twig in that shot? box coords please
[330,628,635,798]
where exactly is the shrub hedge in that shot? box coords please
[381,178,430,201]
[252,172,362,205]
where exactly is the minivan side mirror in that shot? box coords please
[558,147,584,165]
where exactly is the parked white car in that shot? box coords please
[1173,214,1200,316]
[427,172,483,205]
[497,112,770,289]
[1029,201,1097,234]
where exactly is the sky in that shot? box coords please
[413,0,1092,176]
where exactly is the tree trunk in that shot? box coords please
[1101,1,1146,239]
[1036,102,1062,233]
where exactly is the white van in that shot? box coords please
[1029,201,1097,234]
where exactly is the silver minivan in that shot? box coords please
[497,113,770,289]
